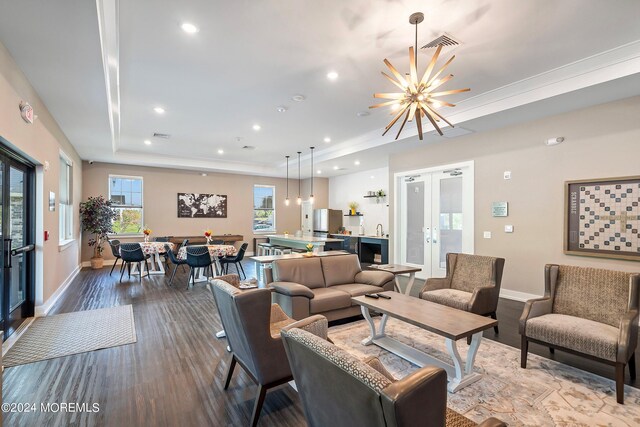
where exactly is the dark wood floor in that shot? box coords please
[2,261,638,426]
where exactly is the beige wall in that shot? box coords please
[81,162,328,261]
[0,41,83,307]
[390,96,640,297]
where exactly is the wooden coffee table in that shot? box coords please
[352,291,497,393]
[367,264,422,295]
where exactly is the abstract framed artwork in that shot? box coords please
[177,193,227,218]
[564,176,640,261]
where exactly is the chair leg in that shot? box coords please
[466,336,472,345]
[145,260,150,276]
[250,384,268,427]
[520,336,528,369]
[223,355,237,390]
[110,258,119,275]
[139,262,143,282]
[629,352,636,380]
[127,262,132,278]
[615,362,625,404]
[238,262,246,280]
[490,311,499,334]
[120,262,127,283]
[169,264,178,286]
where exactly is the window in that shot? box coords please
[109,175,144,235]
[253,185,275,233]
[59,153,73,242]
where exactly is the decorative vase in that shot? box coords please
[144,235,149,243]
[206,237,212,245]
[350,208,356,215]
[90,257,104,269]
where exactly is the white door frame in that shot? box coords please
[393,160,475,277]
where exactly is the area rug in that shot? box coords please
[3,305,137,368]
[329,318,640,426]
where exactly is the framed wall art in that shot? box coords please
[564,176,640,261]
[177,193,227,218]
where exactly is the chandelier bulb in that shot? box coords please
[285,198,290,206]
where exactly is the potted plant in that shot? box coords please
[304,243,314,256]
[348,201,359,215]
[79,195,118,269]
[143,226,152,243]
[376,189,386,202]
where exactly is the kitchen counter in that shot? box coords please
[266,234,342,251]
[330,234,389,240]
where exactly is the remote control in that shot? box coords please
[377,294,391,299]
[364,294,380,299]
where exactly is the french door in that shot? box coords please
[0,145,35,339]
[396,163,474,280]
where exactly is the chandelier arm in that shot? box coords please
[408,102,418,122]
[383,104,411,132]
[430,88,470,97]
[374,92,406,99]
[370,99,402,109]
[408,47,418,91]
[427,55,456,86]
[383,59,409,87]
[415,111,424,140]
[424,74,454,93]
[394,109,411,140]
[421,106,444,135]
[422,103,454,127]
[381,72,406,91]
[419,45,442,86]
[429,100,455,108]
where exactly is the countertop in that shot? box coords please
[330,234,389,240]
[266,234,342,243]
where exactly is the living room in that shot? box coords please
[1,1,640,426]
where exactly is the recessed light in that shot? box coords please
[144,140,151,146]
[327,71,339,80]
[201,173,207,177]
[354,160,360,166]
[357,111,370,117]
[317,170,322,174]
[217,149,224,154]
[323,137,331,143]
[181,22,199,34]
[252,124,261,131]
[276,106,288,113]
[153,106,165,114]
[370,175,375,179]
[291,94,306,102]
[333,165,339,170]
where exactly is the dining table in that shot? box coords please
[125,241,175,276]
[177,244,237,284]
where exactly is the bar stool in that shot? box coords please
[272,246,292,255]
[257,243,276,256]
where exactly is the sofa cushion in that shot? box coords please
[273,257,326,289]
[450,254,496,293]
[552,265,632,327]
[321,254,361,287]
[526,313,619,361]
[331,283,383,299]
[310,288,352,314]
[421,288,471,311]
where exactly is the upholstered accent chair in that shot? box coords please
[209,276,328,426]
[420,253,505,334]
[280,326,505,427]
[520,264,640,404]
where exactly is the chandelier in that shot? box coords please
[370,12,469,139]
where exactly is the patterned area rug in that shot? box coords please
[329,318,640,426]
[3,305,137,368]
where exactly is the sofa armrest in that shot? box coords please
[419,277,450,298]
[269,281,315,299]
[617,309,639,363]
[355,270,395,287]
[270,303,292,323]
[380,366,447,427]
[468,285,499,315]
[282,315,329,340]
[519,297,553,335]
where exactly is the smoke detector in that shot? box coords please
[153,133,171,139]
[545,137,564,146]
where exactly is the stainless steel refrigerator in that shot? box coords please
[313,209,343,236]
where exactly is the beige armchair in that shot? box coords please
[520,264,639,404]
[280,325,505,427]
[209,276,328,426]
[420,253,505,334]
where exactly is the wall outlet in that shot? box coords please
[504,225,514,233]
[504,171,512,180]
[483,231,492,239]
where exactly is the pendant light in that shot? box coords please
[284,155,290,206]
[296,151,302,205]
[309,147,315,204]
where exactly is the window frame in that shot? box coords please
[108,174,145,237]
[252,184,276,234]
[59,151,74,245]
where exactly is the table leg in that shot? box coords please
[129,261,148,277]
[360,306,388,345]
[404,272,417,296]
[465,332,482,375]
[147,253,165,275]
[445,332,483,392]
[393,277,401,293]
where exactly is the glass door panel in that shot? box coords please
[432,175,463,277]
[9,166,26,312]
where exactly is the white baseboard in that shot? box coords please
[499,288,542,302]
[35,264,81,317]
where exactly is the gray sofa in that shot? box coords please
[269,254,395,321]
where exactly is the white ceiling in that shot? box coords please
[1,0,640,177]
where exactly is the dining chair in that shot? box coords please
[108,239,122,276]
[210,239,225,245]
[164,244,187,286]
[119,243,151,283]
[185,245,215,288]
[219,243,248,279]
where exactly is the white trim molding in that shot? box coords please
[499,288,542,303]
[35,264,81,317]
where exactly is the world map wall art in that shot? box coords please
[177,193,228,218]
[564,176,640,261]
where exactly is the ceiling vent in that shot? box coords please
[153,133,171,139]
[422,33,460,49]
[242,145,256,150]
[441,127,473,138]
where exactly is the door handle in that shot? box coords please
[432,228,438,244]
[11,244,35,256]
[425,228,431,243]
[4,238,12,269]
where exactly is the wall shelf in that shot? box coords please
[344,214,363,217]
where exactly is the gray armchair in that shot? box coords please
[520,264,639,404]
[420,253,505,334]
[280,325,505,427]
[210,277,307,426]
